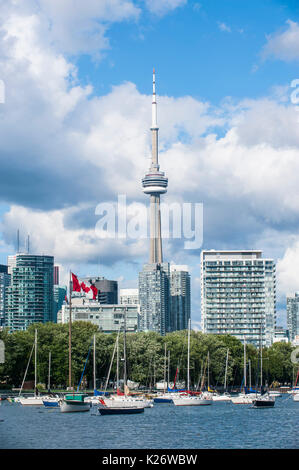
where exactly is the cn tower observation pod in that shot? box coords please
[142,170,168,194]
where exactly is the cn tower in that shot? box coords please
[142,69,168,263]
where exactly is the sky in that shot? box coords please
[1,0,299,329]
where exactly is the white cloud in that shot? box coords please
[218,22,231,33]
[277,239,299,299]
[1,0,141,57]
[262,20,299,62]
[144,0,187,16]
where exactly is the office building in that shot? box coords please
[58,297,139,333]
[286,292,299,342]
[120,289,139,305]
[170,265,191,331]
[201,250,276,347]
[6,254,54,331]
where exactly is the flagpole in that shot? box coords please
[69,270,72,391]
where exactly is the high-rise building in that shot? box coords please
[200,250,276,347]
[53,285,67,323]
[53,266,59,285]
[120,289,139,305]
[139,262,170,335]
[0,265,10,327]
[286,292,299,342]
[139,70,170,335]
[79,277,118,304]
[170,265,191,331]
[6,254,54,331]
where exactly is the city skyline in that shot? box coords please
[1,1,299,329]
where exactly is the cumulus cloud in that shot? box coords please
[262,20,299,62]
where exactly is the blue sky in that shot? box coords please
[1,0,299,329]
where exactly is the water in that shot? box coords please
[0,396,298,449]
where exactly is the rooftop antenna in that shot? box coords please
[17,229,20,253]
[27,235,30,254]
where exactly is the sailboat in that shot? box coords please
[231,336,253,404]
[252,332,275,408]
[43,352,60,407]
[60,272,90,413]
[98,312,148,415]
[154,344,177,403]
[19,329,45,406]
[212,349,231,402]
[172,320,213,406]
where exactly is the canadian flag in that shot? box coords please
[71,273,82,292]
[90,284,98,300]
[81,282,90,293]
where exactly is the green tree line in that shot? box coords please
[0,322,297,390]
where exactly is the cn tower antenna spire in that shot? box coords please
[152,67,157,130]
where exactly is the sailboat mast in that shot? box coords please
[48,351,51,391]
[163,343,167,394]
[123,308,127,395]
[260,328,263,388]
[224,348,229,390]
[207,350,210,390]
[167,350,170,390]
[116,333,119,392]
[93,334,96,392]
[69,270,72,390]
[34,329,37,395]
[187,318,190,391]
[243,336,246,389]
[248,359,251,389]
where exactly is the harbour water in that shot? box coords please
[0,396,298,449]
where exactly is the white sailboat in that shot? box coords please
[98,312,148,414]
[252,334,275,408]
[172,320,213,406]
[212,349,231,402]
[19,329,45,406]
[231,336,253,405]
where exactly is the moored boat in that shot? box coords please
[60,393,90,413]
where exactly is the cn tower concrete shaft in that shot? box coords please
[142,69,168,264]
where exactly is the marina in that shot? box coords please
[0,393,298,449]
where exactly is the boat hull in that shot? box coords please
[99,407,145,415]
[172,397,212,406]
[60,401,90,413]
[293,394,299,402]
[154,397,173,403]
[19,397,44,406]
[252,399,275,408]
[43,400,59,408]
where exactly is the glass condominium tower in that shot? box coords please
[200,250,276,347]
[286,292,299,342]
[6,254,54,331]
